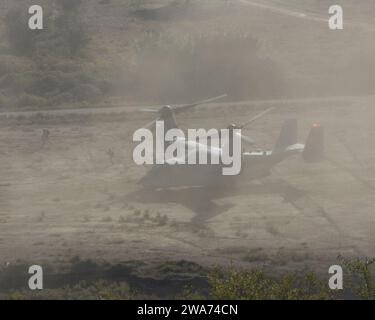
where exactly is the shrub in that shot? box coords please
[208,267,334,300]
[339,256,375,299]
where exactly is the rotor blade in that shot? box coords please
[172,94,228,113]
[140,108,160,113]
[240,107,275,129]
[234,131,256,145]
[241,134,256,145]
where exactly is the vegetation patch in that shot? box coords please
[0,256,374,300]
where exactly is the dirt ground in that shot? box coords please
[1,96,374,273]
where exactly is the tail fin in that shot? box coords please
[303,124,324,162]
[273,119,298,152]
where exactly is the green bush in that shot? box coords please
[208,268,334,300]
[339,256,375,299]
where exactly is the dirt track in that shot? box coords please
[1,96,374,272]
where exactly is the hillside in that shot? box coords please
[0,0,374,109]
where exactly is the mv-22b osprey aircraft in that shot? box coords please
[138,95,324,189]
